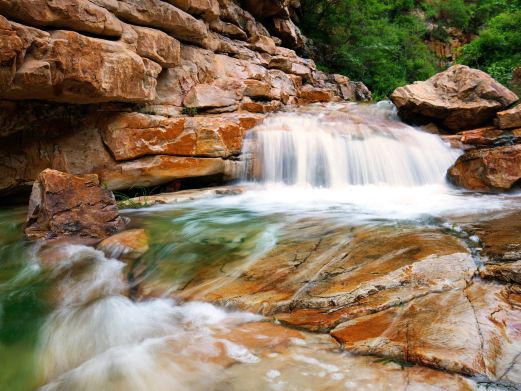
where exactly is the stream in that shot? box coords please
[1,103,521,390]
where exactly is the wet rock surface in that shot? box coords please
[135,214,521,386]
[24,169,125,241]
[447,144,521,191]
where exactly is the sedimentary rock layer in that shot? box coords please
[0,0,370,197]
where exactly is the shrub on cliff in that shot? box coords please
[297,0,519,100]
[299,0,438,100]
[458,8,521,88]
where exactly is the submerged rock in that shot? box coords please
[97,229,149,261]
[447,144,521,191]
[391,65,518,131]
[24,169,125,241]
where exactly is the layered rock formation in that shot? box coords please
[0,0,370,198]
[138,217,521,386]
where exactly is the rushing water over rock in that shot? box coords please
[2,104,521,391]
[243,102,461,187]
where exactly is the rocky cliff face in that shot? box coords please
[0,0,370,198]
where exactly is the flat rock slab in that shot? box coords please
[331,280,521,383]
[119,185,245,208]
[137,217,521,384]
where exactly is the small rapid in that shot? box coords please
[242,102,461,187]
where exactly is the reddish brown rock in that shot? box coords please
[331,281,521,383]
[497,104,521,130]
[183,84,238,109]
[24,169,125,241]
[101,112,263,160]
[447,144,521,191]
[460,210,521,284]
[269,56,312,79]
[101,113,190,160]
[94,0,209,45]
[97,229,149,261]
[165,0,219,22]
[391,65,519,131]
[240,99,282,113]
[131,25,181,68]
[0,25,161,103]
[100,155,225,189]
[0,0,123,38]
[299,86,334,103]
[247,34,276,55]
[209,19,247,40]
[243,79,272,99]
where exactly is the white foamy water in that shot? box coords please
[243,102,461,187]
[37,245,263,391]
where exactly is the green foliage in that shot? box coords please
[458,8,521,86]
[182,107,198,116]
[114,187,157,209]
[298,0,520,100]
[299,0,439,100]
[422,0,472,31]
[374,357,415,369]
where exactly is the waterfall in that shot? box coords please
[242,102,461,187]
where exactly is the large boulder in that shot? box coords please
[447,144,521,191]
[391,65,518,131]
[25,169,125,241]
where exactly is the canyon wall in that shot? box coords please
[0,0,370,198]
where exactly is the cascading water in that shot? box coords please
[3,104,521,391]
[242,102,461,188]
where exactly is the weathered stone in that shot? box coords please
[497,104,521,130]
[247,34,276,55]
[24,169,124,241]
[132,26,181,68]
[209,19,247,40]
[269,56,311,79]
[391,65,519,131]
[119,185,245,207]
[299,85,334,103]
[100,155,226,189]
[0,0,122,38]
[145,222,473,318]
[240,99,282,113]
[164,0,219,21]
[271,18,304,49]
[460,210,521,284]
[240,0,287,18]
[268,69,298,103]
[96,0,209,45]
[0,106,116,194]
[243,79,272,98]
[97,229,149,261]
[447,144,521,191]
[0,26,161,103]
[101,112,263,160]
[183,84,238,109]
[101,113,190,160]
[331,280,521,382]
